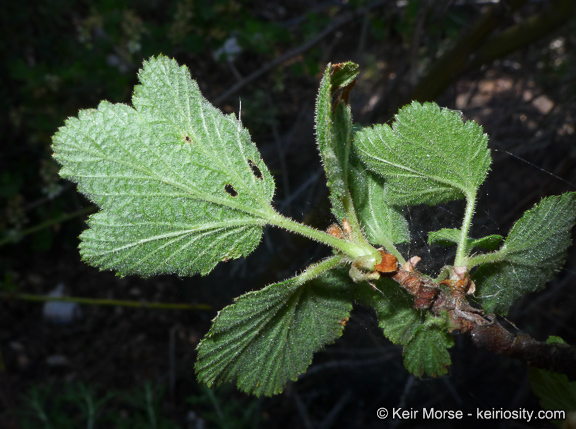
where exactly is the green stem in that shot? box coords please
[269,211,381,264]
[296,254,346,283]
[466,248,508,269]
[454,191,477,267]
[1,293,212,311]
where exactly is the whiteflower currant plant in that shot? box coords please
[52,55,576,397]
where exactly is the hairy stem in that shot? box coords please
[466,248,508,269]
[455,191,477,267]
[269,212,381,265]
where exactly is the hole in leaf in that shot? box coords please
[183,135,193,143]
[248,159,263,180]
[225,184,238,197]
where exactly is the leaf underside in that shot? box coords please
[353,101,491,206]
[474,193,576,314]
[196,260,353,397]
[52,55,275,277]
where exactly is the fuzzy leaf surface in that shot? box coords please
[474,193,576,314]
[52,55,275,276]
[353,101,491,206]
[195,258,352,397]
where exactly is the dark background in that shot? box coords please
[1,1,575,428]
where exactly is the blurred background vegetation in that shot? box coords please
[1,0,575,427]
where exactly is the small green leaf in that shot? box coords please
[195,257,352,397]
[428,229,503,253]
[474,193,576,314]
[314,62,359,222]
[52,55,275,276]
[546,336,566,345]
[403,315,454,377]
[428,228,473,252]
[353,101,491,206]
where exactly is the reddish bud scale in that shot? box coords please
[374,251,398,273]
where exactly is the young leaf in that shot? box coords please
[353,101,491,206]
[473,193,576,314]
[314,62,359,222]
[315,63,408,254]
[52,55,275,277]
[195,257,353,397]
[428,228,503,253]
[428,228,474,252]
[402,315,454,377]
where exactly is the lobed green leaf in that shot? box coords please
[52,55,275,276]
[195,257,353,397]
[353,101,491,206]
[473,192,576,314]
